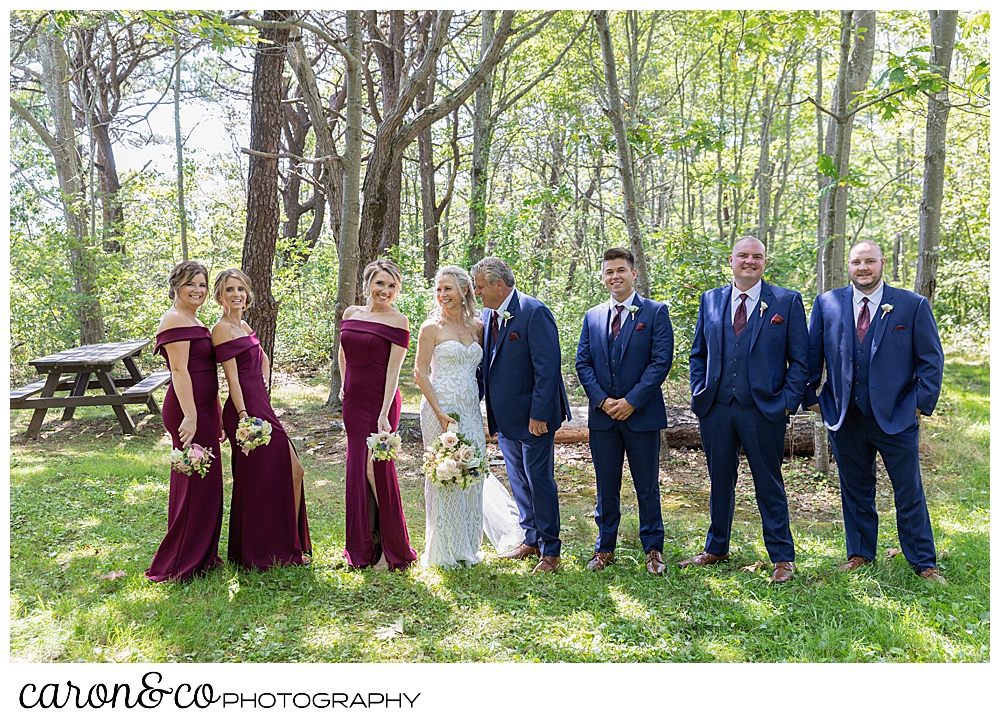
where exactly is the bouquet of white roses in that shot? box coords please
[367,430,402,461]
[235,415,272,456]
[170,443,215,478]
[422,423,487,489]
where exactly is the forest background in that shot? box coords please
[9,9,990,392]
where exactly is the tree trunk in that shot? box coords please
[820,10,876,293]
[914,10,958,303]
[327,10,363,408]
[594,10,650,297]
[418,77,440,281]
[813,10,830,475]
[242,10,291,377]
[468,10,496,265]
[36,28,105,345]
[287,33,344,252]
[174,35,188,261]
[357,11,515,290]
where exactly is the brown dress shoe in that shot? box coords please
[532,556,560,573]
[920,567,948,585]
[837,555,871,572]
[770,561,795,583]
[585,551,615,571]
[645,550,666,575]
[498,543,540,560]
[677,550,730,568]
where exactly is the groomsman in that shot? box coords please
[576,248,673,574]
[804,240,946,583]
[682,237,808,583]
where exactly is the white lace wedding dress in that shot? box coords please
[419,340,523,568]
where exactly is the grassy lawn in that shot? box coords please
[9,361,989,663]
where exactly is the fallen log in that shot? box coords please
[399,408,818,456]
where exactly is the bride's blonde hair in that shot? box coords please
[429,266,477,327]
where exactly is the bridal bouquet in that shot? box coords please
[423,424,487,489]
[170,444,215,478]
[235,415,272,456]
[367,430,401,461]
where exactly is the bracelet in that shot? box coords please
[237,409,247,417]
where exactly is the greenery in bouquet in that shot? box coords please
[169,443,214,478]
[367,430,402,461]
[423,425,487,489]
[235,415,272,456]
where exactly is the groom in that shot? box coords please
[472,257,571,573]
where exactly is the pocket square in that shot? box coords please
[635,323,646,330]
[769,314,785,325]
[894,325,907,330]
[508,332,520,341]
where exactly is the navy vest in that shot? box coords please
[715,306,754,407]
[850,316,876,417]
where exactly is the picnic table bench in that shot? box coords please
[10,340,171,438]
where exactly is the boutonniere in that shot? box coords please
[500,310,512,327]
[628,304,638,321]
[880,303,893,320]
[759,301,768,318]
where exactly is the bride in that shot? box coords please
[413,265,523,568]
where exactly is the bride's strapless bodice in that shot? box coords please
[427,340,482,405]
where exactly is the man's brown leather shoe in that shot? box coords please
[646,550,666,575]
[770,561,794,583]
[920,567,948,585]
[498,543,540,560]
[585,551,614,571]
[837,555,870,572]
[677,550,730,568]
[531,556,560,573]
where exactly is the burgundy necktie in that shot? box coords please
[733,293,748,336]
[611,304,625,340]
[491,311,499,346]
[857,297,870,343]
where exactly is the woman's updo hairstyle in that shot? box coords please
[362,258,403,306]
[168,261,209,300]
[213,268,255,310]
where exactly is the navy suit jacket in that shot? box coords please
[803,283,944,435]
[575,294,673,432]
[481,290,570,440]
[690,280,809,422]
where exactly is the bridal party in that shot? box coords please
[146,237,948,586]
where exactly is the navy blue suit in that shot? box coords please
[576,295,673,554]
[689,281,808,562]
[482,290,570,558]
[804,283,943,572]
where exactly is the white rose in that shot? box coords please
[437,458,459,480]
[456,445,476,465]
[235,427,252,444]
[440,431,459,449]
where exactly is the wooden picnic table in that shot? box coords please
[10,339,172,438]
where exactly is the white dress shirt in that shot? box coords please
[607,291,637,336]
[852,281,884,328]
[730,280,762,323]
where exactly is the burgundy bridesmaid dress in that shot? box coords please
[340,318,417,570]
[146,326,224,582]
[215,332,311,570]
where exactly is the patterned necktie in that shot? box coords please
[491,311,499,346]
[733,293,748,336]
[857,297,870,343]
[611,304,625,340]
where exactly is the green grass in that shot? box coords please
[9,362,989,662]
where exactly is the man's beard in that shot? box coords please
[851,269,882,293]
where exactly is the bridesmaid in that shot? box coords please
[147,261,224,582]
[211,269,311,570]
[339,258,417,570]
